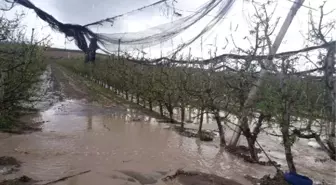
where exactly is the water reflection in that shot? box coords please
[195,139,202,155]
[0,100,334,185]
[87,109,92,131]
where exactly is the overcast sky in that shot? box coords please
[1,0,335,60]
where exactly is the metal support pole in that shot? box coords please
[229,0,306,146]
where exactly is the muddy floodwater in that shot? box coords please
[0,65,335,185]
[0,99,268,185]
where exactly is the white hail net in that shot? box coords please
[85,0,235,55]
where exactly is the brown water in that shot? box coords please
[0,99,273,185]
[1,64,335,185]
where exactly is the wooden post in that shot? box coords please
[30,28,35,44]
[118,39,121,59]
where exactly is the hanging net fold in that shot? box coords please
[91,0,235,54]
[2,0,235,60]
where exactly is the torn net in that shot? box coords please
[90,0,235,55]
[2,0,235,59]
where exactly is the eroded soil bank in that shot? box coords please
[0,64,334,185]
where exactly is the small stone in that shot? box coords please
[19,175,32,182]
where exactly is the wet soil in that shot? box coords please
[225,145,280,167]
[1,64,258,185]
[258,172,290,185]
[1,63,335,185]
[0,121,42,135]
[245,171,290,185]
[174,127,214,142]
[49,63,94,101]
[117,170,159,184]
[0,157,21,176]
[0,157,20,167]
[163,169,244,185]
[62,65,217,143]
[0,175,34,185]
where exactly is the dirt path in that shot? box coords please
[2,63,334,185]
[50,63,88,101]
[1,64,267,185]
[50,63,115,104]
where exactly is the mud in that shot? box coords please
[258,172,290,185]
[0,157,20,167]
[225,146,280,166]
[0,64,258,185]
[49,63,90,101]
[163,170,244,185]
[174,127,214,142]
[0,63,334,185]
[0,121,42,135]
[0,176,34,185]
[117,170,158,184]
[0,157,21,175]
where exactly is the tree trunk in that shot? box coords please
[206,112,210,123]
[197,109,200,121]
[136,95,140,105]
[330,123,336,137]
[214,110,226,147]
[333,77,336,138]
[281,102,296,173]
[142,99,146,108]
[252,113,267,137]
[247,137,258,162]
[282,129,296,173]
[125,91,129,100]
[159,101,164,116]
[330,121,335,138]
[241,116,258,162]
[165,103,174,123]
[188,106,192,121]
[149,99,153,111]
[198,107,204,136]
[313,134,330,153]
[229,0,305,147]
[326,139,336,160]
[180,105,185,131]
[169,108,174,122]
[306,117,313,130]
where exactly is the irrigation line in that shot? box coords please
[255,139,282,173]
